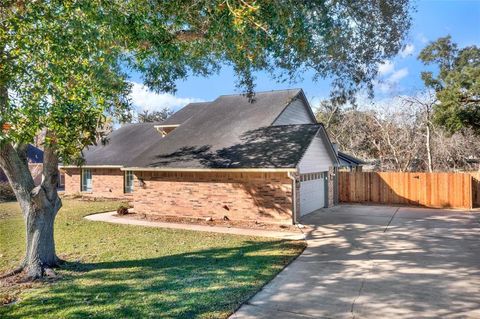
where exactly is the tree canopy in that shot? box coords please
[0,0,413,279]
[1,0,412,163]
[137,108,173,123]
[419,36,480,134]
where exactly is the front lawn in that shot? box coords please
[0,199,305,318]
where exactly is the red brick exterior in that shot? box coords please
[134,171,294,224]
[63,168,132,199]
[63,169,295,224]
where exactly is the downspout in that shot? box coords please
[288,171,298,224]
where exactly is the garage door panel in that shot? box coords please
[300,172,327,216]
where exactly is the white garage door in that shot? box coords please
[300,172,327,216]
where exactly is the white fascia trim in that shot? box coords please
[121,167,298,173]
[59,165,123,169]
[153,124,180,129]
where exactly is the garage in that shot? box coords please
[299,172,328,216]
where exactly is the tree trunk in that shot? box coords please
[0,138,62,279]
[21,193,61,278]
[426,124,433,172]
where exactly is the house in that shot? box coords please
[0,144,44,185]
[61,89,339,224]
[338,151,365,172]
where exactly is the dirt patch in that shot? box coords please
[0,262,66,307]
[0,271,55,307]
[119,213,302,233]
[60,194,130,203]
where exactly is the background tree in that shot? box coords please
[316,95,480,172]
[0,0,412,279]
[419,36,480,134]
[402,92,437,172]
[137,108,173,123]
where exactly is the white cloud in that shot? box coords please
[378,60,395,76]
[399,43,415,58]
[417,33,429,44]
[388,68,409,82]
[375,81,394,94]
[375,67,409,94]
[129,82,203,112]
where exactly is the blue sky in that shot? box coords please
[128,0,480,112]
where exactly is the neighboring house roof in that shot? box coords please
[27,144,44,163]
[81,122,162,166]
[338,151,365,167]
[0,144,43,182]
[128,89,318,169]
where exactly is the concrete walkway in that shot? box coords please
[85,211,305,240]
[231,205,480,319]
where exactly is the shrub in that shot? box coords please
[0,182,16,202]
[117,205,129,215]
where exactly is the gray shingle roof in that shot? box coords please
[82,122,162,166]
[161,102,211,125]
[132,124,321,169]
[83,89,321,169]
[129,89,318,169]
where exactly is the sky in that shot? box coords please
[127,0,480,113]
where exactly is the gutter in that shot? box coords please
[121,167,297,173]
[59,165,123,169]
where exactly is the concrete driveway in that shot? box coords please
[231,205,480,319]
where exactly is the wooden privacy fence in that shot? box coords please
[338,172,480,209]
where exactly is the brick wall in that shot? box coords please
[63,168,131,199]
[134,171,294,224]
[63,168,80,194]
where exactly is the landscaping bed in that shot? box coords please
[121,211,301,232]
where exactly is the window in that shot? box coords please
[81,169,92,192]
[125,171,134,193]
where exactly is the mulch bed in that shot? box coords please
[119,213,302,233]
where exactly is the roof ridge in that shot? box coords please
[271,123,321,127]
[216,88,302,98]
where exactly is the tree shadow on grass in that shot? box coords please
[2,240,304,319]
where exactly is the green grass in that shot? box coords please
[0,199,305,318]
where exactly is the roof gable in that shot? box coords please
[271,89,316,125]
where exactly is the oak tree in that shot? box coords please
[0,0,412,279]
[419,36,480,134]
